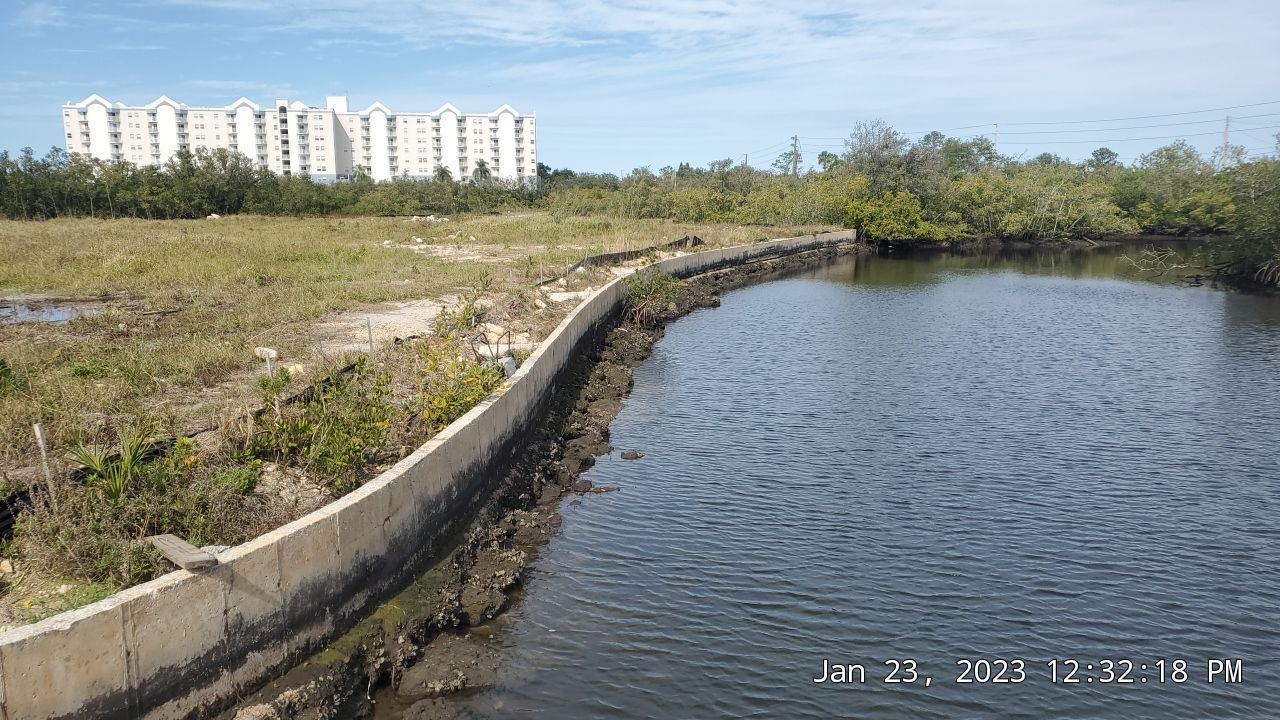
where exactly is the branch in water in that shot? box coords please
[1119,245,1194,278]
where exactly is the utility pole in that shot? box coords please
[993,123,999,155]
[791,135,800,177]
[1218,115,1232,169]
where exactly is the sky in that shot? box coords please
[2,0,1279,173]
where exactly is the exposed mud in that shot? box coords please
[222,240,863,720]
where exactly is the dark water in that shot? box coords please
[460,246,1280,719]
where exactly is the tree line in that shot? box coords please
[2,122,1277,286]
[0,147,537,220]
[543,122,1279,286]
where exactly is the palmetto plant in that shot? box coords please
[69,419,158,503]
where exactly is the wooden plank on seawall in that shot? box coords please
[146,534,218,570]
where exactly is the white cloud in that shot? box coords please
[9,0,1280,168]
[16,2,64,26]
[185,79,304,97]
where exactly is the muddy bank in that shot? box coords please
[222,240,863,720]
[878,232,1199,253]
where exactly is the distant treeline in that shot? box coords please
[2,121,1277,285]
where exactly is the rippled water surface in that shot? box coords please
[460,247,1280,718]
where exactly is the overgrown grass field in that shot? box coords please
[0,212,830,621]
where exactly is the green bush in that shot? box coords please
[623,269,682,325]
[246,358,394,492]
[16,434,279,587]
[418,339,504,432]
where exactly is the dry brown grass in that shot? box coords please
[0,212,829,474]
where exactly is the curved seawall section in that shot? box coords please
[0,230,854,720]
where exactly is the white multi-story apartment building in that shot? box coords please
[60,94,537,184]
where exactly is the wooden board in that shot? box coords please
[146,534,218,570]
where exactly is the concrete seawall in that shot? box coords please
[0,230,855,719]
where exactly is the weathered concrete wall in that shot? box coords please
[0,230,854,720]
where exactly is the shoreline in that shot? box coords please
[224,241,866,720]
[879,231,1209,253]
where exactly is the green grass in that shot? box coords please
[0,212,829,472]
[0,211,832,601]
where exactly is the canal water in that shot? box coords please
[458,246,1280,718]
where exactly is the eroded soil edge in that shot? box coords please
[224,242,862,720]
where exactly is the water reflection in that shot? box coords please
[411,243,1280,720]
[0,297,102,324]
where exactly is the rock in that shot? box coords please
[538,484,561,504]
[253,347,279,361]
[459,548,526,624]
[533,297,547,310]
[404,698,461,720]
[498,356,517,378]
[546,290,592,303]
[621,449,644,460]
[0,559,12,575]
[283,362,306,378]
[254,462,332,511]
[232,704,280,720]
[397,633,500,701]
[382,239,394,246]
[207,213,221,220]
[411,235,425,243]
[572,478,593,493]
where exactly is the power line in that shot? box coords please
[996,99,1280,126]
[995,123,1280,145]
[799,101,1280,140]
[993,112,1280,136]
[742,139,791,157]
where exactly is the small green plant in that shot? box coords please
[0,359,26,396]
[623,269,682,325]
[434,278,493,337]
[256,368,290,394]
[69,418,159,503]
[212,465,258,494]
[69,359,114,379]
[418,338,504,432]
[247,358,393,492]
[20,581,118,624]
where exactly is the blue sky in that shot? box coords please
[3,0,1279,172]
